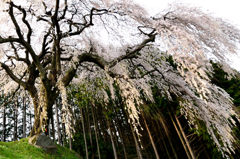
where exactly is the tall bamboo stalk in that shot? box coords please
[130,124,143,159]
[170,113,191,159]
[80,108,89,159]
[91,105,101,159]
[107,120,118,159]
[174,115,195,159]
[22,97,26,138]
[142,114,160,159]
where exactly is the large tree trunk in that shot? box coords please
[28,84,56,144]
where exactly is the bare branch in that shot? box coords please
[0,36,20,44]
[10,42,31,65]
[60,0,68,20]
[0,62,26,88]
[62,8,109,37]
[11,2,33,44]
[8,2,24,40]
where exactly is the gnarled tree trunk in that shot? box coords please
[28,84,57,144]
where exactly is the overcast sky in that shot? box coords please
[133,0,240,71]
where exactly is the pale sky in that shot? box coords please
[134,0,240,71]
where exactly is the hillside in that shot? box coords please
[0,138,81,159]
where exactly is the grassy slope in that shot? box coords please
[0,138,81,159]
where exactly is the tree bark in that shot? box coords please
[62,122,66,146]
[117,124,127,159]
[28,84,56,144]
[113,107,128,159]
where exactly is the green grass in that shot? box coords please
[0,138,81,159]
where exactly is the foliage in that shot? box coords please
[0,138,81,159]
[193,120,224,159]
[210,61,240,107]
[166,55,178,70]
[72,132,113,159]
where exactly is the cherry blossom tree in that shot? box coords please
[0,0,156,143]
[0,0,240,157]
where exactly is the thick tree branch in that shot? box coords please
[0,36,20,43]
[61,33,156,86]
[61,52,108,86]
[108,33,156,67]
[51,0,62,74]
